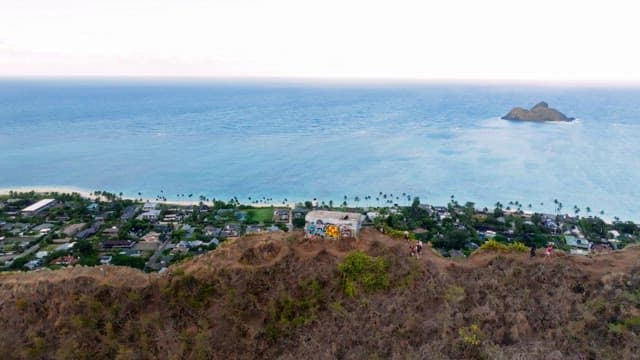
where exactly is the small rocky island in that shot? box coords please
[502,102,574,122]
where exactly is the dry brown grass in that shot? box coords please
[0,229,639,359]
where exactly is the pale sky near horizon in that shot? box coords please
[1,0,639,83]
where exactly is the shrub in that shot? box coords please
[507,241,528,252]
[479,239,507,251]
[458,324,483,346]
[265,279,322,339]
[382,225,415,240]
[338,251,389,297]
[478,239,528,253]
[445,285,466,304]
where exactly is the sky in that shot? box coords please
[1,0,639,83]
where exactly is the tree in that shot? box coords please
[76,240,95,257]
[292,218,306,228]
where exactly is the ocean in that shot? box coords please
[1,78,639,220]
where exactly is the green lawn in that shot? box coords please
[43,244,59,252]
[247,208,274,223]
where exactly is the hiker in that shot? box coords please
[416,240,423,258]
[409,243,416,257]
[530,244,536,258]
[403,230,409,241]
[545,243,554,258]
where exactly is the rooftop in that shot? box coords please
[22,199,56,213]
[306,210,364,223]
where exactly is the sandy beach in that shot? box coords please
[0,186,295,208]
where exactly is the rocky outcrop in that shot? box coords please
[502,102,574,122]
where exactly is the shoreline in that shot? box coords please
[0,186,625,222]
[0,186,295,208]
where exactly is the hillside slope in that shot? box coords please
[0,228,639,359]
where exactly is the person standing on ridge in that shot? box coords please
[530,244,536,258]
[545,243,553,259]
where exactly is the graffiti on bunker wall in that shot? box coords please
[306,219,354,238]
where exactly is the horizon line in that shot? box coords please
[2,75,640,88]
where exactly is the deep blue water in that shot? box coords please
[1,79,639,219]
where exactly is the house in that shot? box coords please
[51,255,78,266]
[101,240,135,249]
[163,213,180,222]
[86,203,99,212]
[62,223,86,237]
[142,202,159,212]
[304,210,365,239]
[55,242,76,252]
[482,230,496,239]
[32,223,55,232]
[21,199,56,216]
[137,210,161,221]
[102,226,119,238]
[221,223,242,238]
[366,211,381,222]
[272,208,290,223]
[141,231,161,243]
[118,249,142,257]
[565,235,591,256]
[204,226,222,237]
[608,230,621,239]
[75,221,103,240]
[24,259,44,270]
[120,205,139,221]
[246,224,264,235]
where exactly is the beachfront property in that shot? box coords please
[143,202,159,212]
[21,199,56,216]
[305,210,365,239]
[138,209,161,221]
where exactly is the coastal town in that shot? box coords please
[0,190,638,272]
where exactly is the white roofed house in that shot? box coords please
[143,202,159,212]
[305,210,365,239]
[137,209,161,222]
[565,235,592,256]
[21,199,57,216]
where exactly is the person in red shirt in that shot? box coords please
[545,243,554,259]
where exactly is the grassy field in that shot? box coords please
[247,208,275,223]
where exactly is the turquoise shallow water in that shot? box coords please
[1,79,639,220]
